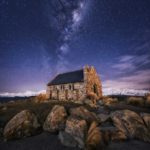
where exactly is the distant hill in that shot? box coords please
[0,96,35,103]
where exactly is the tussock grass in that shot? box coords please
[127,97,145,107]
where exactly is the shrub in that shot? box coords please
[86,92,98,107]
[127,97,144,107]
[145,93,150,107]
[102,97,118,106]
[86,92,98,100]
[35,93,47,103]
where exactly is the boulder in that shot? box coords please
[43,105,67,132]
[97,114,110,123]
[99,126,121,142]
[65,117,87,148]
[111,130,127,141]
[3,110,40,140]
[97,100,104,106]
[69,106,98,124]
[86,122,104,150]
[83,99,97,108]
[58,131,77,148]
[111,110,150,142]
[141,113,150,130]
[2,106,7,111]
[0,128,3,137]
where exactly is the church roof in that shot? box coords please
[48,69,84,86]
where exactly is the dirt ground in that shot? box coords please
[0,132,150,150]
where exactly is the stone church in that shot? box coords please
[46,65,102,101]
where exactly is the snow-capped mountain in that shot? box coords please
[103,88,150,96]
[0,90,46,97]
[0,88,149,97]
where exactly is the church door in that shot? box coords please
[65,90,68,100]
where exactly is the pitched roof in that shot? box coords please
[48,69,84,86]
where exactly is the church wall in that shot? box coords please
[46,82,86,101]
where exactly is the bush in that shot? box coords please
[145,93,150,107]
[102,97,118,106]
[86,92,98,107]
[127,97,144,107]
[35,93,47,103]
[86,92,98,100]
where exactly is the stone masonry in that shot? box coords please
[46,65,102,101]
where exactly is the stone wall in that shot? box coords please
[83,65,102,99]
[46,82,86,101]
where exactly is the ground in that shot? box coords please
[0,132,150,150]
[0,96,150,150]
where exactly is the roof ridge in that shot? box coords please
[58,69,83,76]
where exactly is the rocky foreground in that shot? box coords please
[0,97,150,150]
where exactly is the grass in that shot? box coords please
[127,97,145,107]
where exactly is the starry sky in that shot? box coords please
[0,0,150,94]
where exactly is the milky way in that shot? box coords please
[47,0,89,72]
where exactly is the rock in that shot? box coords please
[74,100,84,104]
[3,110,40,140]
[65,117,87,148]
[83,99,96,108]
[0,128,3,137]
[97,100,104,106]
[43,105,67,132]
[99,126,120,142]
[2,106,7,111]
[86,121,105,150]
[141,113,150,130]
[97,114,110,123]
[58,131,78,148]
[111,130,127,141]
[8,100,15,104]
[111,110,150,142]
[70,106,98,124]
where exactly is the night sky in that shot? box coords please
[0,0,150,95]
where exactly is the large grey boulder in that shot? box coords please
[86,121,105,150]
[70,106,98,124]
[43,105,67,132]
[58,131,78,148]
[65,117,87,149]
[97,113,110,123]
[141,113,150,130]
[111,110,150,142]
[3,110,40,140]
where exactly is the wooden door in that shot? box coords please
[65,90,68,100]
